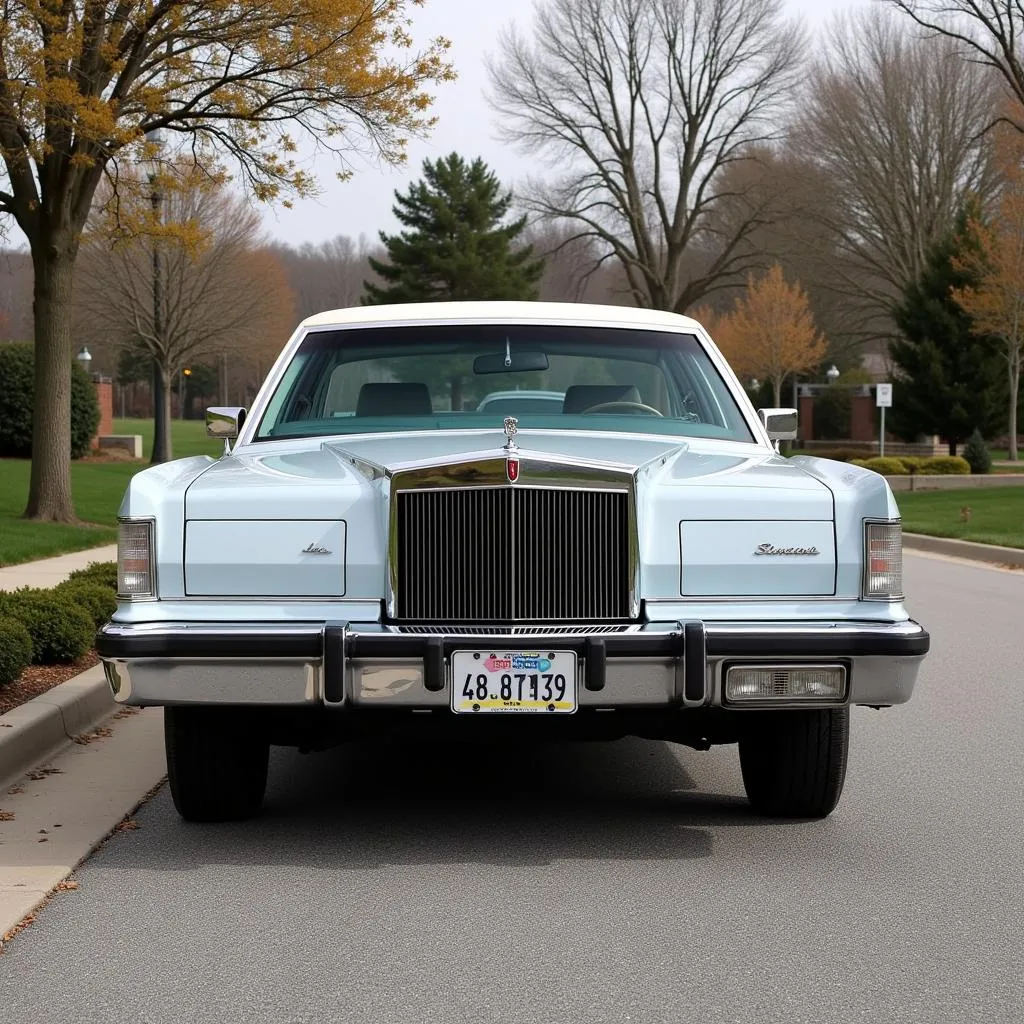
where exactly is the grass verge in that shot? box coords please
[897,487,1024,549]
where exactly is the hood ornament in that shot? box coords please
[503,416,520,482]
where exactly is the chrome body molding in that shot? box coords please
[97,618,928,710]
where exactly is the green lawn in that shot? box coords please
[897,487,1024,549]
[0,418,219,567]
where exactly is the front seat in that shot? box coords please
[562,384,642,414]
[355,382,433,417]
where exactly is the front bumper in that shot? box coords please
[96,619,929,710]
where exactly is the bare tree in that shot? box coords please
[793,9,1000,341]
[487,0,805,313]
[885,1,1024,131]
[270,235,382,320]
[77,176,295,461]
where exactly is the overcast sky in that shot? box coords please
[259,0,871,248]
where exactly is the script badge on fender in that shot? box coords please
[506,457,520,483]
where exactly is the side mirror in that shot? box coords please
[758,407,798,441]
[206,407,247,454]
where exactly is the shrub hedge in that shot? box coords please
[0,616,34,687]
[861,456,909,475]
[0,588,95,663]
[55,580,117,628]
[919,455,971,475]
[0,342,100,459]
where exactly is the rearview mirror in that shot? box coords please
[758,408,798,441]
[473,351,549,375]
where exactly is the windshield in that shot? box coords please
[253,323,754,443]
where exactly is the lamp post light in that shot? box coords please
[75,346,92,375]
[826,364,840,384]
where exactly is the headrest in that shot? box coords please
[355,382,432,417]
[562,384,642,414]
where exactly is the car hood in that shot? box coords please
[184,429,832,520]
[181,430,837,600]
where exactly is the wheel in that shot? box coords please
[164,706,270,822]
[738,708,849,818]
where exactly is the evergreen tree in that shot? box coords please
[363,154,545,410]
[889,208,1003,455]
[364,153,544,305]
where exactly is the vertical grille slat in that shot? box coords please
[396,487,630,622]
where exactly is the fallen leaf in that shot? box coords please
[37,837,47,843]
[115,816,140,832]
[0,811,14,822]
[7,787,24,795]
[55,880,79,892]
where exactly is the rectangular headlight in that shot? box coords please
[863,521,903,600]
[118,519,155,598]
[725,665,847,703]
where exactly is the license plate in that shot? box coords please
[451,650,577,714]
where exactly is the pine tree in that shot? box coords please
[889,208,1003,455]
[364,153,544,305]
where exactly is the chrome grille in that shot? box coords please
[395,487,631,622]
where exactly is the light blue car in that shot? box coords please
[97,301,929,822]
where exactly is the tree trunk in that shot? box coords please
[24,247,77,522]
[948,439,957,456]
[1009,366,1019,461]
[151,363,174,463]
[772,378,782,408]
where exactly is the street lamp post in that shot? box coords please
[145,128,167,463]
[75,346,92,375]
[826,364,840,384]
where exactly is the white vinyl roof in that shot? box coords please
[300,300,704,333]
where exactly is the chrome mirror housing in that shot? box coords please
[758,408,798,441]
[206,407,247,454]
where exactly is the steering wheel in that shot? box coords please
[581,400,664,417]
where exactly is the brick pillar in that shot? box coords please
[93,377,113,448]
[798,395,815,441]
[850,395,874,443]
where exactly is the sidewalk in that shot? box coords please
[0,544,117,592]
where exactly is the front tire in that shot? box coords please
[738,708,849,819]
[165,707,269,822]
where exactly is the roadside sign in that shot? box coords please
[876,383,893,408]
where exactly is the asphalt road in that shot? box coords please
[1,552,1022,1024]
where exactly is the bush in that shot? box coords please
[0,343,101,459]
[962,429,991,474]
[0,616,34,687]
[861,456,909,475]
[65,561,118,593]
[0,588,94,663]
[919,455,971,475]
[55,581,117,628]
[849,458,868,467]
[897,456,924,473]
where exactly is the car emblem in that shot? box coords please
[302,542,331,555]
[507,456,520,483]
[754,543,820,556]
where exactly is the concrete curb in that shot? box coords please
[0,665,115,789]
[903,532,1024,569]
